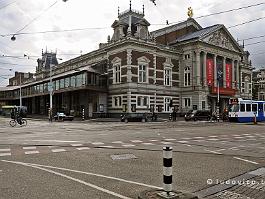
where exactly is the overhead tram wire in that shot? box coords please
[1,1,265,38]
[0,1,16,10]
[227,16,265,29]
[238,34,265,41]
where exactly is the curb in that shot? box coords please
[138,189,198,199]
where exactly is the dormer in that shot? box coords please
[111,1,151,42]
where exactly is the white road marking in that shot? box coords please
[0,153,11,157]
[204,149,222,155]
[23,146,36,150]
[122,144,135,147]
[76,147,90,151]
[207,139,219,141]
[130,140,142,143]
[194,137,204,139]
[51,149,66,153]
[177,141,189,143]
[1,160,132,199]
[161,142,173,145]
[184,144,192,147]
[1,160,161,190]
[111,141,124,144]
[71,144,83,147]
[142,143,154,146]
[0,149,10,152]
[233,157,259,165]
[31,140,79,143]
[91,142,104,145]
[149,140,158,142]
[25,151,39,155]
[164,139,176,141]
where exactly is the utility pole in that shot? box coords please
[19,73,22,108]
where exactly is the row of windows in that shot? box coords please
[0,73,107,99]
[112,96,173,112]
[113,64,173,86]
[239,103,265,112]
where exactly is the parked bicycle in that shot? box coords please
[9,118,27,127]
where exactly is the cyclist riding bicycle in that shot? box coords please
[11,108,23,125]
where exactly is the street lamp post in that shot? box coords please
[49,65,53,122]
[216,71,222,122]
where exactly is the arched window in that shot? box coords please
[184,66,191,86]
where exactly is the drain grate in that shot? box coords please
[111,154,137,160]
[195,168,265,199]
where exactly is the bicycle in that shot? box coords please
[9,118,27,127]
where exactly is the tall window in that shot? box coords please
[184,66,191,86]
[184,98,191,108]
[113,64,121,84]
[248,83,252,94]
[139,64,147,83]
[113,96,122,107]
[164,68,172,86]
[164,97,171,112]
[137,96,149,107]
[241,82,245,93]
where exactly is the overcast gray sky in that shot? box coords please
[0,0,265,86]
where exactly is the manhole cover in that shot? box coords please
[111,154,137,160]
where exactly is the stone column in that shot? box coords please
[232,60,235,89]
[214,55,217,87]
[223,57,226,88]
[195,51,201,86]
[203,52,207,86]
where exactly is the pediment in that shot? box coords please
[202,28,242,52]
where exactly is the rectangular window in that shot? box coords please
[184,98,191,107]
[240,104,245,112]
[113,96,122,107]
[164,98,171,112]
[164,68,172,86]
[65,77,70,88]
[202,101,206,110]
[241,82,245,93]
[76,74,83,87]
[137,96,149,107]
[114,65,121,84]
[139,64,147,83]
[55,80,59,90]
[248,83,252,94]
[246,104,251,112]
[71,76,76,87]
[252,104,257,112]
[60,79,65,89]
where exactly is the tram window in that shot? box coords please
[246,104,251,112]
[252,104,257,112]
[240,104,245,112]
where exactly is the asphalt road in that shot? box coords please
[0,117,265,199]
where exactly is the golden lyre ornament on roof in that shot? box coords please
[187,7,193,18]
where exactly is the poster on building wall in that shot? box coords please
[206,58,214,85]
[216,58,223,87]
[226,63,232,88]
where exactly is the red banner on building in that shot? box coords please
[212,87,236,96]
[226,63,232,88]
[206,58,214,85]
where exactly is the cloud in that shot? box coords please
[0,0,265,86]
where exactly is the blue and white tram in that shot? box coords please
[229,98,265,122]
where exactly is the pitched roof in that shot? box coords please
[175,24,222,42]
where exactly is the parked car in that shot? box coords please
[121,113,148,123]
[185,110,211,121]
[54,112,74,121]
